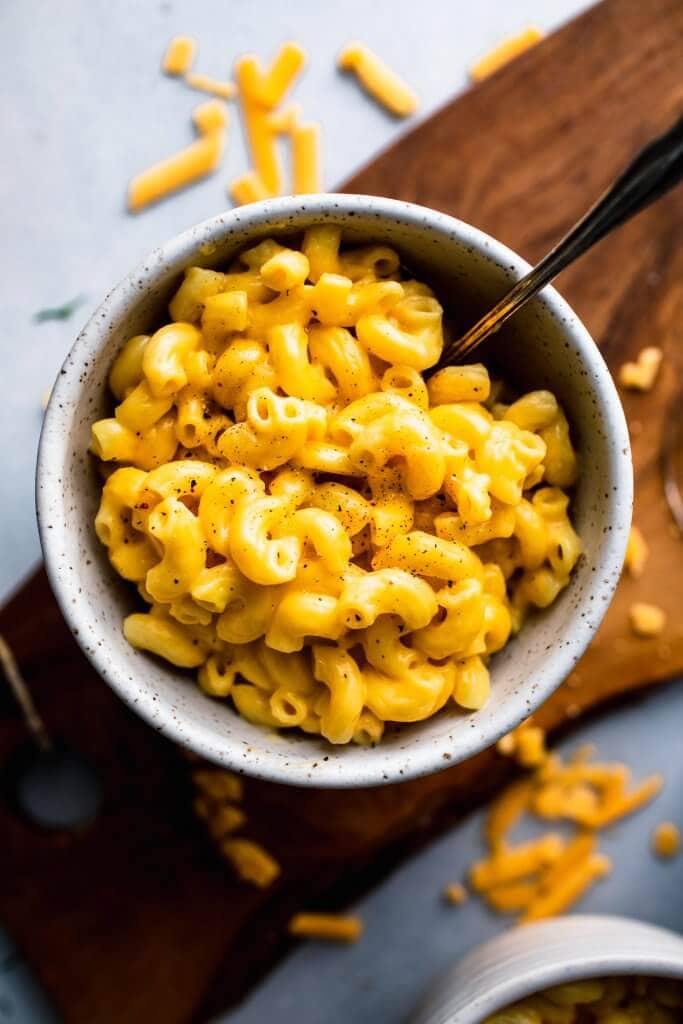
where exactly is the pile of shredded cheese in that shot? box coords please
[443,731,669,922]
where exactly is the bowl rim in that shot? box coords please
[411,914,683,1024]
[36,193,632,787]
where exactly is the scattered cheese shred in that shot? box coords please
[235,56,283,195]
[496,719,547,768]
[515,725,546,767]
[162,35,197,76]
[338,42,418,117]
[443,882,468,906]
[266,102,302,133]
[629,601,666,638]
[258,42,307,108]
[652,821,681,859]
[233,53,266,101]
[586,774,663,829]
[538,832,596,893]
[619,345,663,391]
[222,838,281,888]
[192,99,229,135]
[484,879,538,913]
[184,71,236,100]
[229,170,270,206]
[128,101,227,212]
[496,732,516,756]
[288,912,363,943]
[485,778,535,853]
[128,131,225,211]
[469,27,544,82]
[533,781,600,824]
[292,120,323,193]
[624,524,649,577]
[520,853,612,923]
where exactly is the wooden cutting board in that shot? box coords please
[1,1,683,1021]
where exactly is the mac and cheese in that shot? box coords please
[91,230,582,745]
[485,975,683,1023]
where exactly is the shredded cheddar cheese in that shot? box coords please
[497,719,547,768]
[515,725,546,767]
[192,99,229,135]
[485,778,535,853]
[533,781,599,824]
[127,102,226,212]
[288,912,363,943]
[539,832,596,893]
[586,774,663,829]
[619,345,663,391]
[496,732,516,756]
[443,882,468,906]
[484,879,538,913]
[292,120,323,193]
[258,42,307,108]
[469,742,664,922]
[162,35,197,76]
[520,853,612,923]
[229,170,270,206]
[624,524,648,577]
[142,37,314,209]
[184,72,236,100]
[266,102,303,133]
[222,837,281,888]
[235,56,283,195]
[338,42,418,117]
[470,27,544,82]
[470,834,564,891]
[652,821,681,858]
[629,601,666,637]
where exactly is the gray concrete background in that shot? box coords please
[0,3,680,1022]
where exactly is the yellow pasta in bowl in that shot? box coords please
[37,195,631,785]
[89,227,583,748]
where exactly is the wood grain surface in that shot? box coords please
[1,1,683,1021]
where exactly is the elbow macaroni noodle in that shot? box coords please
[91,229,582,745]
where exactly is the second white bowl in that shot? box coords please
[411,914,683,1024]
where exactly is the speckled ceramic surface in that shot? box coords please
[36,194,632,787]
[410,914,683,1024]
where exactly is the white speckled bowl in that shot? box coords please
[36,195,632,787]
[410,914,683,1023]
